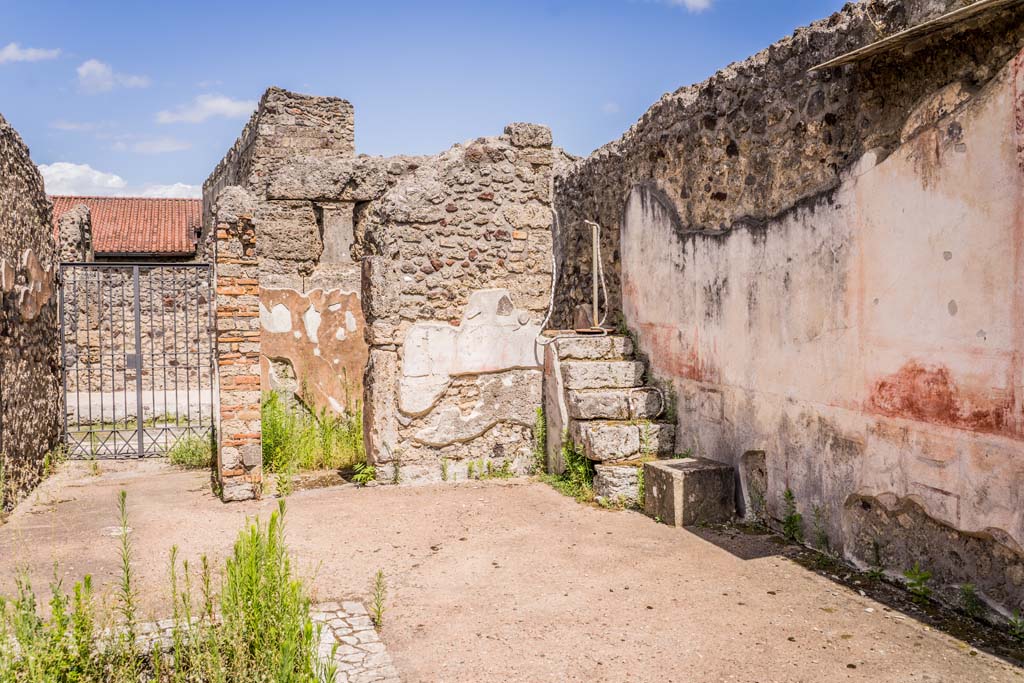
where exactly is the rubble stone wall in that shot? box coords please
[206,87,568,489]
[204,87,367,422]
[552,0,1024,613]
[0,114,61,511]
[361,124,564,483]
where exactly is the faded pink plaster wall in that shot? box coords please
[620,50,1024,605]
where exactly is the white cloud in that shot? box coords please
[76,59,150,94]
[156,94,256,124]
[601,101,621,114]
[40,162,127,194]
[39,162,199,198]
[0,42,60,64]
[655,0,712,11]
[128,137,192,154]
[138,183,200,198]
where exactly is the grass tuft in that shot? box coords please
[539,436,595,503]
[262,391,365,473]
[167,435,212,470]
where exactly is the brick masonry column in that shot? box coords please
[215,215,261,501]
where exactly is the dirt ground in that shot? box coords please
[1,460,1021,683]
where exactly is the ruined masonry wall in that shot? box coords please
[552,0,1024,613]
[204,87,366,421]
[362,123,564,483]
[0,114,61,512]
[214,205,262,502]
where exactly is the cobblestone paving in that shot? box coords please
[134,600,399,682]
[313,601,401,683]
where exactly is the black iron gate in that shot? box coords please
[59,263,216,458]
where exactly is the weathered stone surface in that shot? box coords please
[57,204,92,262]
[566,389,629,420]
[554,335,633,360]
[363,349,400,464]
[560,361,645,390]
[566,387,662,420]
[643,458,735,526]
[255,200,321,275]
[267,156,355,200]
[414,370,541,447]
[0,113,61,512]
[594,464,640,506]
[361,257,399,320]
[214,185,256,224]
[570,420,674,462]
[504,122,553,149]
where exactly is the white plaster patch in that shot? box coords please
[345,310,357,332]
[260,303,293,334]
[335,327,347,341]
[303,305,321,344]
[398,289,542,415]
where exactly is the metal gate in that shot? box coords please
[59,263,216,458]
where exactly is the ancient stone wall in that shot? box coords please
[0,114,61,511]
[204,88,367,423]
[212,188,262,501]
[552,0,1024,613]
[361,124,563,482]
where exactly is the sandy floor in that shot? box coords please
[1,460,1020,683]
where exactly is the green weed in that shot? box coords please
[782,489,803,543]
[1009,611,1024,641]
[636,465,645,510]
[370,570,386,630]
[811,504,830,553]
[261,391,365,473]
[167,434,212,470]
[532,407,547,475]
[959,583,983,618]
[352,462,376,486]
[0,495,337,682]
[903,562,932,604]
[540,437,595,503]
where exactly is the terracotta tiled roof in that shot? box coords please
[50,196,201,256]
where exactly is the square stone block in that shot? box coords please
[643,457,735,526]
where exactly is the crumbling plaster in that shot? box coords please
[551,0,1024,611]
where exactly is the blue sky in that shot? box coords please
[1,0,846,198]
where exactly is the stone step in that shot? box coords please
[561,360,646,390]
[594,463,641,506]
[566,387,663,421]
[554,335,634,361]
[569,419,675,462]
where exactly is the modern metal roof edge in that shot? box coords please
[810,0,1023,71]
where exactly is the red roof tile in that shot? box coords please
[50,195,201,256]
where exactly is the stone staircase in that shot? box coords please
[543,335,675,505]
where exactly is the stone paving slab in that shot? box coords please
[313,601,401,683]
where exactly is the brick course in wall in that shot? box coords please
[214,204,262,502]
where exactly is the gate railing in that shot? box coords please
[58,263,216,459]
